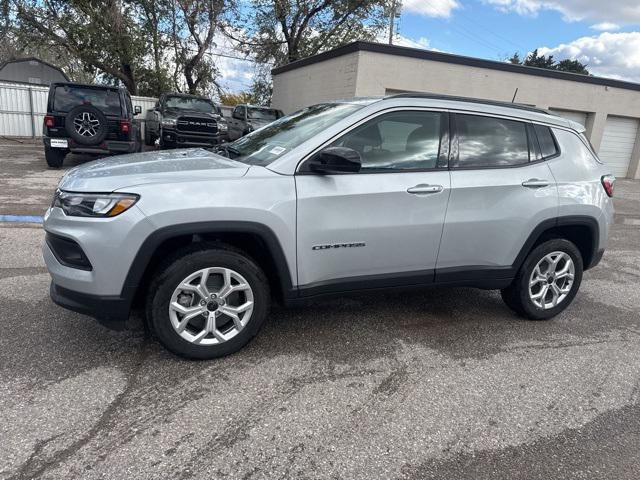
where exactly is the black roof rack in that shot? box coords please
[387,93,551,116]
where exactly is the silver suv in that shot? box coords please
[43,94,615,359]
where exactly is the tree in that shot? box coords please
[219,91,253,105]
[555,58,590,75]
[508,49,589,75]
[170,0,227,95]
[15,0,146,93]
[235,0,393,66]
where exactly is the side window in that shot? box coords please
[534,124,559,158]
[454,114,530,168]
[329,111,443,171]
[125,94,133,117]
[233,106,243,118]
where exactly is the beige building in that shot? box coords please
[272,41,640,179]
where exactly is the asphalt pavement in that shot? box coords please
[1,141,639,479]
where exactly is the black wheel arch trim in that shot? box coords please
[120,221,295,304]
[513,215,600,272]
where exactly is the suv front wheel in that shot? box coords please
[147,244,270,359]
[501,239,583,320]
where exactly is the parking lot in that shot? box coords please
[1,141,639,479]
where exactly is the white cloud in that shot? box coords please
[403,0,460,18]
[484,0,640,23]
[590,22,620,31]
[538,32,640,82]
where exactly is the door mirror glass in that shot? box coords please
[134,105,142,115]
[308,147,361,174]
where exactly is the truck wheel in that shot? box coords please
[45,147,66,168]
[146,244,270,359]
[501,239,583,320]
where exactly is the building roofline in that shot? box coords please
[271,41,640,93]
[0,57,70,82]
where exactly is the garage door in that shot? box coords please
[599,116,639,178]
[549,109,588,127]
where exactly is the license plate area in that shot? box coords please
[50,139,68,148]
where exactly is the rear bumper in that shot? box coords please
[50,282,129,330]
[43,136,137,154]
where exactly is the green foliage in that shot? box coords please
[239,0,393,66]
[508,49,590,75]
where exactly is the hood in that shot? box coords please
[59,148,249,192]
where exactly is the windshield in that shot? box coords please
[222,103,363,166]
[53,86,121,115]
[165,96,217,113]
[247,107,280,121]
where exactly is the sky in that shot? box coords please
[215,0,640,93]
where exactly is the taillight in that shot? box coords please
[44,115,55,128]
[601,174,615,197]
[120,121,131,134]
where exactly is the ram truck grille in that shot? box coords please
[176,116,218,134]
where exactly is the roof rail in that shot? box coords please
[386,93,552,116]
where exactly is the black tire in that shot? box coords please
[65,105,109,146]
[501,238,583,320]
[146,243,270,359]
[45,147,66,168]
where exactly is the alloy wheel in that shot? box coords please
[73,112,101,137]
[168,267,254,345]
[528,251,575,309]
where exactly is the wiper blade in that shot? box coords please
[214,144,240,158]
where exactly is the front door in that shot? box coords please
[296,109,451,292]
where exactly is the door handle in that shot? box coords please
[522,179,550,188]
[407,184,443,195]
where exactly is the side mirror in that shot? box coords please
[134,105,142,115]
[307,147,361,174]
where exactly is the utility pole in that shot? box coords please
[388,0,398,45]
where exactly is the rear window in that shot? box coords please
[53,86,121,116]
[534,124,559,158]
[247,107,279,121]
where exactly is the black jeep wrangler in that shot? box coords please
[43,82,142,168]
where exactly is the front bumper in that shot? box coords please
[43,205,154,327]
[162,128,226,147]
[50,282,129,330]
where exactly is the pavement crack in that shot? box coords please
[8,344,153,480]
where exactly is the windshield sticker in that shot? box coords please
[269,146,286,155]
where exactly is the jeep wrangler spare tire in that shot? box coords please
[65,105,108,146]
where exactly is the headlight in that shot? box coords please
[162,118,177,127]
[52,190,139,217]
[218,121,228,132]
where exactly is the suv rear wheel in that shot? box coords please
[147,244,270,359]
[45,147,66,168]
[501,239,583,320]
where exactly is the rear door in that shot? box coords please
[436,113,558,281]
[295,109,451,292]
